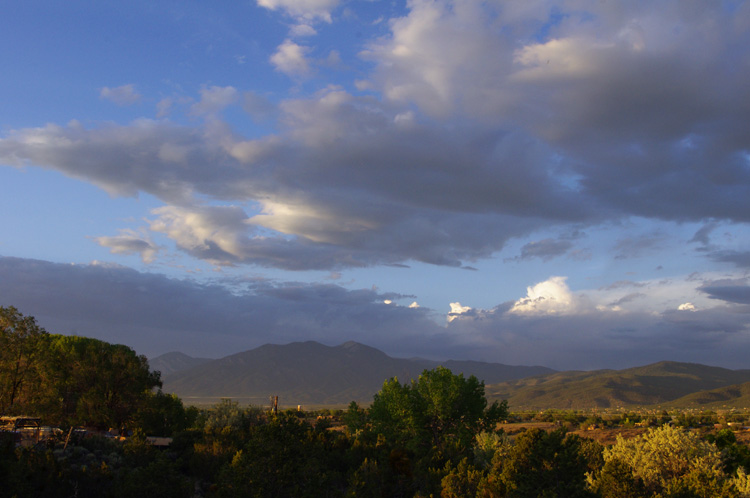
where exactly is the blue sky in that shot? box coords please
[2,0,750,370]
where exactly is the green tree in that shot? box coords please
[39,335,161,429]
[369,367,508,459]
[441,458,484,498]
[114,430,193,498]
[343,401,368,435]
[473,431,511,470]
[133,390,196,436]
[706,428,750,475]
[480,428,596,498]
[0,306,48,414]
[217,412,347,498]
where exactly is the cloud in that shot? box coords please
[613,231,666,259]
[600,280,646,291]
[444,274,750,369]
[690,221,719,247]
[447,302,472,322]
[257,0,339,23]
[100,84,141,106]
[148,205,255,266]
[508,238,573,262]
[609,293,646,309]
[148,204,378,270]
[709,250,750,269]
[0,89,592,270]
[270,39,312,76]
[0,120,214,203]
[699,281,750,305]
[190,86,239,116]
[0,256,439,358]
[510,276,576,315]
[2,256,749,369]
[3,2,750,273]
[361,0,750,223]
[94,230,160,263]
[290,24,317,37]
[242,92,277,121]
[359,0,515,117]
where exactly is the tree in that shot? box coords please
[706,428,750,475]
[369,367,508,459]
[0,306,48,413]
[591,424,734,498]
[480,428,596,498]
[39,335,161,429]
[217,412,347,498]
[133,390,196,437]
[441,458,484,498]
[343,401,368,435]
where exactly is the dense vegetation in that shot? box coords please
[0,306,162,430]
[4,306,750,497]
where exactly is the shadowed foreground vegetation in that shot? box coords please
[4,306,750,497]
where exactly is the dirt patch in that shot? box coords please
[570,427,649,445]
[501,422,560,434]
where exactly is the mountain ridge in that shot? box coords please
[149,351,212,377]
[485,361,750,409]
[155,342,750,409]
[158,341,554,405]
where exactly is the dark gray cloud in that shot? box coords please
[0,256,442,358]
[690,221,719,247]
[600,280,647,291]
[507,238,573,262]
[610,293,646,307]
[709,250,750,269]
[365,1,750,224]
[700,283,750,305]
[613,232,667,260]
[446,304,750,370]
[3,256,749,370]
[0,115,593,270]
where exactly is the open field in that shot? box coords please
[500,420,750,445]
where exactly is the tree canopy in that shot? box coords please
[0,306,161,429]
[0,306,47,414]
[369,366,508,459]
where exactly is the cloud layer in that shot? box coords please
[2,256,748,369]
[2,1,749,274]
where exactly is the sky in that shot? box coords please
[1,0,750,371]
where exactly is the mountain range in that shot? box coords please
[155,341,553,406]
[487,361,750,410]
[152,341,750,409]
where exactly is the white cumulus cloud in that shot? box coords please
[510,276,576,315]
[257,0,339,23]
[271,39,312,76]
[447,301,472,322]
